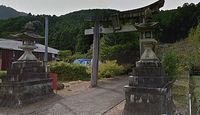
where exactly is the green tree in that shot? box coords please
[58,50,72,61]
[161,51,178,80]
[100,32,139,64]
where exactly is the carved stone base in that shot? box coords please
[0,80,54,107]
[0,60,54,107]
[123,85,175,115]
[123,55,175,114]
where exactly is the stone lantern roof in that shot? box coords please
[12,32,44,40]
[12,21,44,41]
[134,22,159,31]
[11,21,44,61]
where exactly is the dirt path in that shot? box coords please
[0,76,128,115]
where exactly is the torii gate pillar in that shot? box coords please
[91,20,100,87]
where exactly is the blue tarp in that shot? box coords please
[73,59,91,65]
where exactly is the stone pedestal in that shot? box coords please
[0,60,54,107]
[123,62,174,115]
[123,41,175,115]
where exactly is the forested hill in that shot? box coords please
[0,5,27,19]
[0,2,200,52]
[0,9,118,52]
[153,3,200,43]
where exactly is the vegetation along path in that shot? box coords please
[0,76,128,115]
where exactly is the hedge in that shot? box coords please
[87,60,125,78]
[49,61,90,81]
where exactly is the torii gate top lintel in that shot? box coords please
[85,0,165,35]
[85,0,164,22]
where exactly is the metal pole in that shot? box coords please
[91,20,100,87]
[189,94,192,115]
[44,16,48,75]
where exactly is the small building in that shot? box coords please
[0,38,59,70]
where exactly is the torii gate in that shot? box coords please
[85,0,165,87]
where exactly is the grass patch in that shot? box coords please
[172,72,189,111]
[0,71,6,80]
[173,95,188,107]
[191,76,200,114]
[172,85,188,96]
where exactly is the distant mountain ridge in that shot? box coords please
[0,2,200,51]
[0,5,27,19]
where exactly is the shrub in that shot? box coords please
[49,61,90,81]
[87,60,125,78]
[0,71,7,80]
[161,51,178,80]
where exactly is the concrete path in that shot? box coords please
[0,76,128,115]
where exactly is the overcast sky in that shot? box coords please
[1,0,199,16]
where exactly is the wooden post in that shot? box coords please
[91,20,100,87]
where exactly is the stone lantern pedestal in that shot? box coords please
[123,39,175,115]
[0,22,54,107]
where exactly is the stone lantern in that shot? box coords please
[135,21,159,56]
[123,8,175,115]
[0,21,54,107]
[13,21,43,61]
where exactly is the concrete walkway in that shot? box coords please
[0,76,128,115]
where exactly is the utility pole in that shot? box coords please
[91,19,100,87]
[44,16,49,76]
